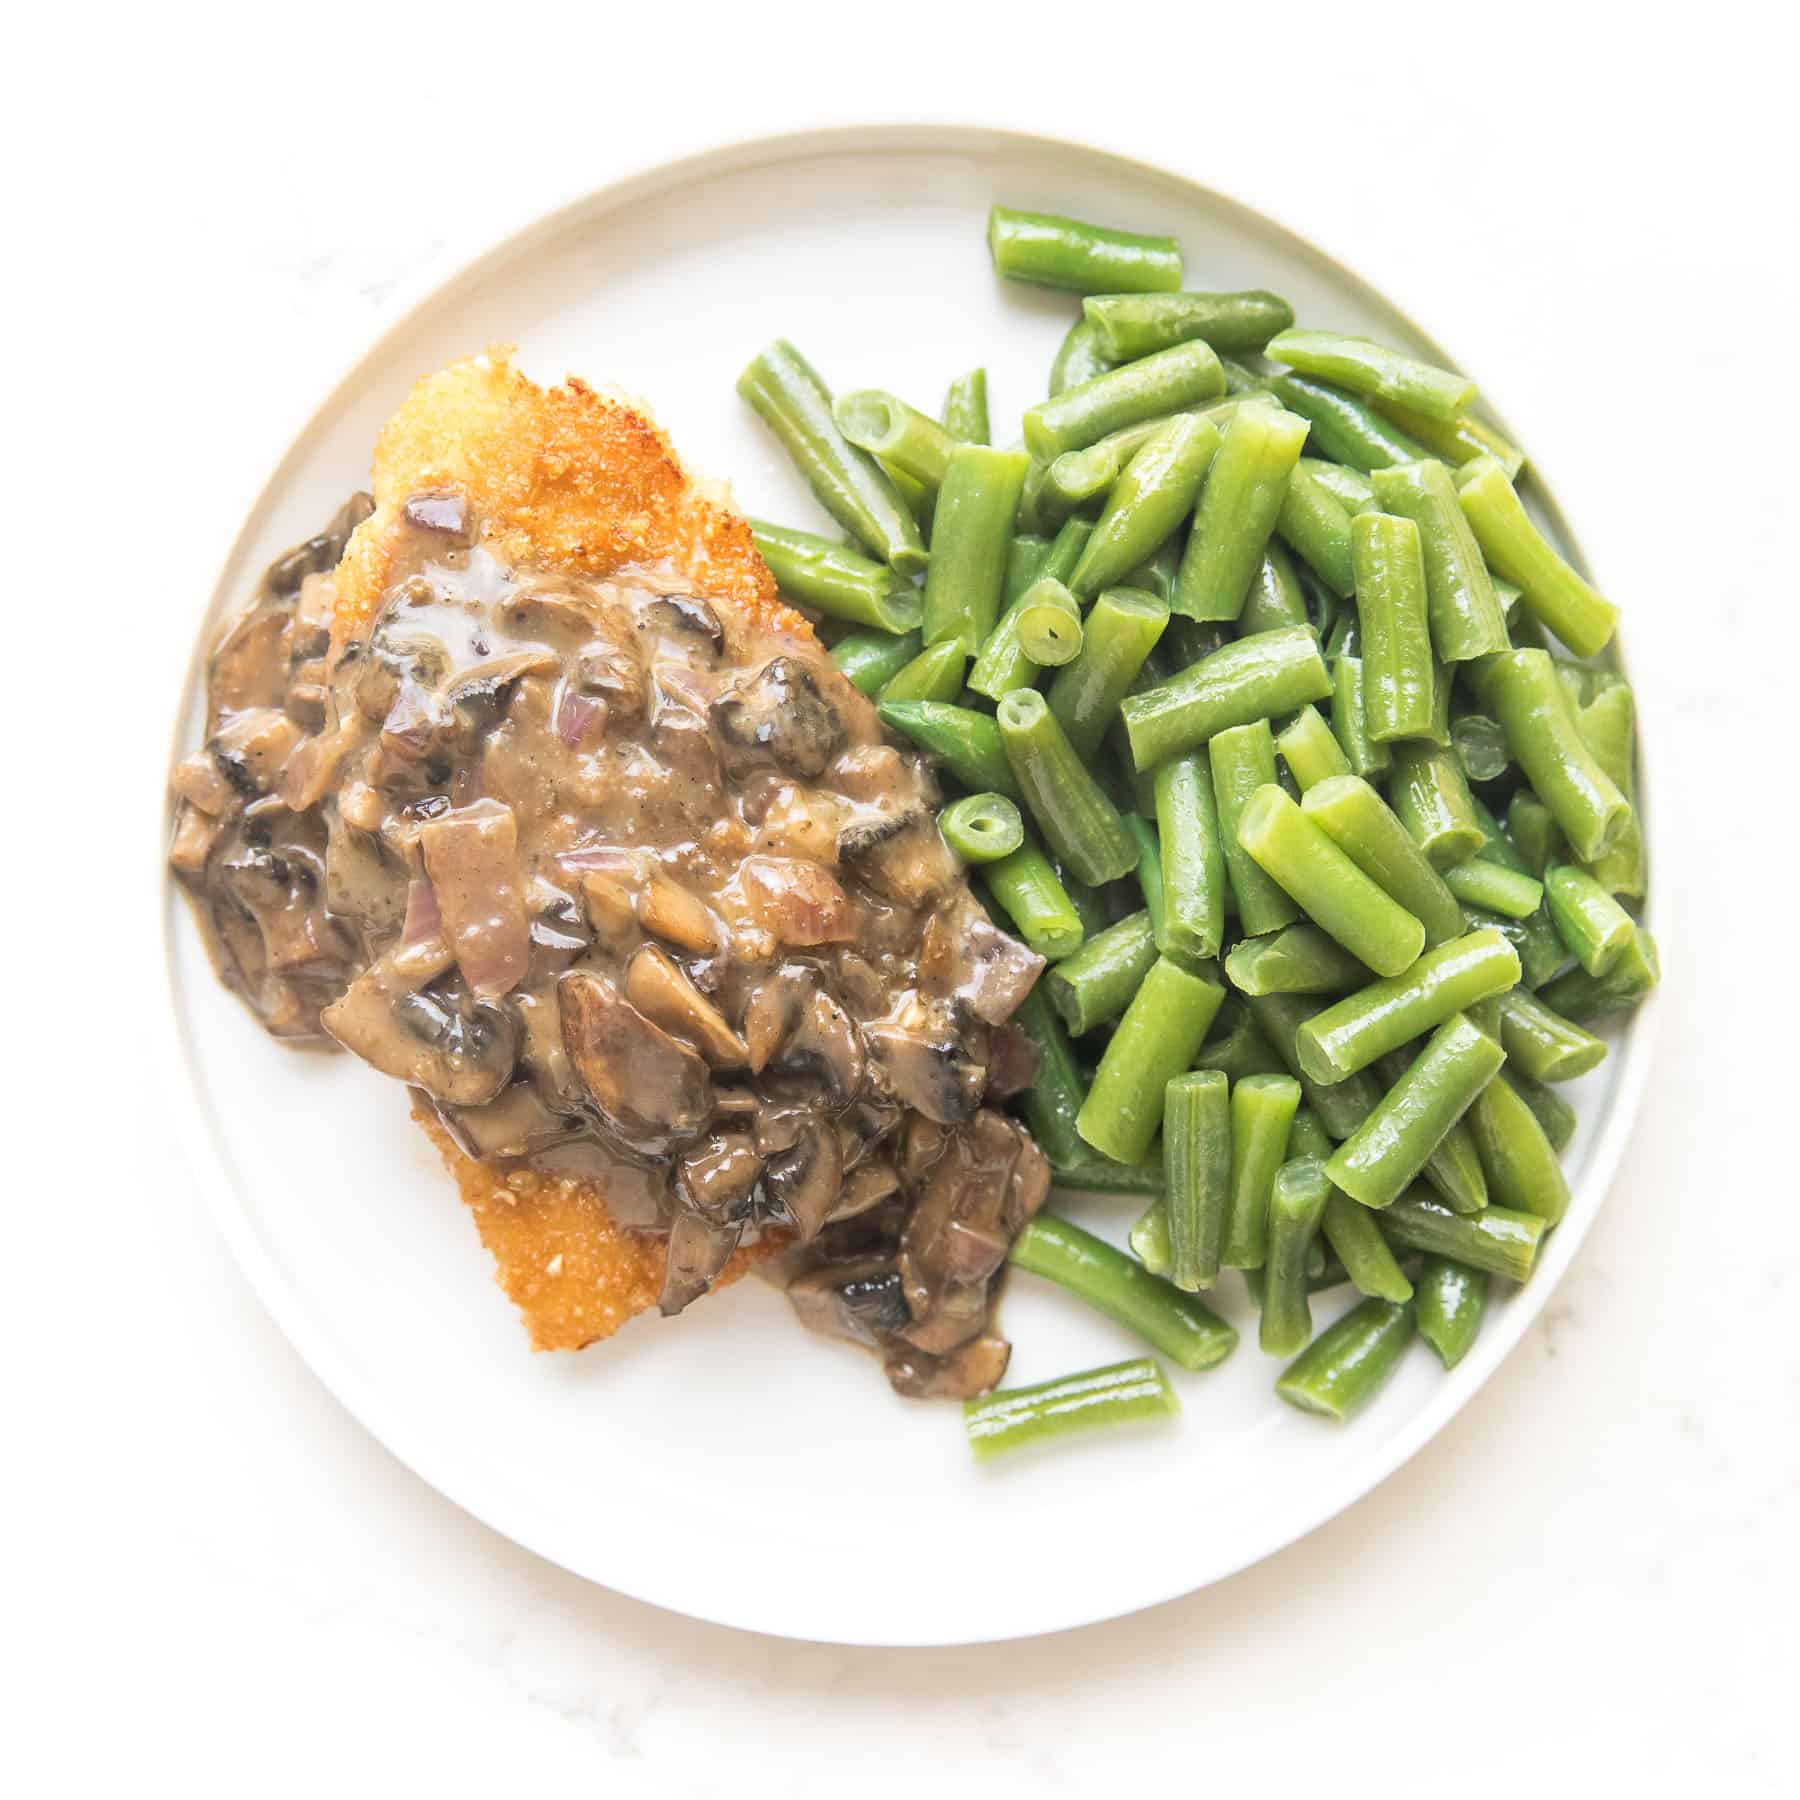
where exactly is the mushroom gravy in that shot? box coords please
[170,497,1050,1398]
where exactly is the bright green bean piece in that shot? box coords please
[1154,753,1228,964]
[1040,513,1096,585]
[1209,722,1303,935]
[834,390,959,488]
[1130,1200,1171,1274]
[1194,999,1287,1080]
[1451,710,1510,784]
[1046,416,1180,512]
[1009,1217,1238,1370]
[1378,1190,1545,1283]
[834,628,923,696]
[1247,995,1384,1143]
[1025,342,1227,461]
[750,520,924,634]
[1327,1014,1505,1210]
[968,576,1082,699]
[1277,705,1354,793]
[1290,1104,1340,1162]
[984,845,1085,962]
[1260,1157,1332,1355]
[1237,544,1308,640]
[1505,791,1566,878]
[1045,586,1171,762]
[1484,987,1606,1083]
[1222,1073,1303,1271]
[1464,903,1572,994]
[1296,927,1522,1084]
[1457,458,1619,656]
[1444,858,1545,919]
[1236,785,1426,978]
[1390,741,1486,869]
[1173,401,1310,621]
[1480,649,1631,862]
[1122,815,1166,943]
[882,459,935,535]
[1323,1192,1415,1303]
[1163,1070,1233,1290]
[1574,683,1646,897]
[1330,655,1391,781]
[1005,533,1052,605]
[1267,329,1475,423]
[999,688,1138,885]
[1352,511,1437,740]
[1046,911,1159,1036]
[1048,318,1114,399]
[1415,1258,1489,1369]
[737,341,926,574]
[1276,1297,1416,1420]
[1084,289,1294,359]
[1275,462,1357,597]
[1012,987,1089,1169]
[1411,1105,1490,1216]
[879,639,966,705]
[940,793,1024,866]
[1301,457,1377,514]
[1300,774,1464,947]
[1226,924,1369,997]
[1057,1158,1166,1200]
[1545,863,1637,976]
[1077,957,1226,1164]
[1372,397,1526,479]
[1466,1074,1571,1225]
[921,444,1031,654]
[1538,928,1659,1020]
[1122,626,1332,770]
[877,698,1018,799]
[1125,537,1182,608]
[964,1356,1178,1461]
[1269,373,1430,472]
[942,367,990,444]
[1072,414,1220,599]
[989,206,1183,295]
[1509,1069,1578,1152]
[1370,460,1509,663]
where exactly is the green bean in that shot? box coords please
[1479,650,1631,862]
[984,844,1086,961]
[1276,705,1354,792]
[1369,460,1510,663]
[1288,1102,1332,1163]
[942,367,990,444]
[1225,924,1368,997]
[1350,511,1436,740]
[1084,289,1294,360]
[1173,400,1310,621]
[834,390,958,489]
[1193,999,1287,1080]
[1208,723,1302,936]
[1077,956,1226,1164]
[1457,458,1619,656]
[1268,373,1431,472]
[1268,329,1476,423]
[1295,927,1522,1083]
[1276,1297,1415,1421]
[989,206,1183,295]
[750,520,925,634]
[1048,318,1114,398]
[964,1356,1179,1460]
[1057,1158,1166,1199]
[1036,513,1094,585]
[1152,754,1228,964]
[1463,903,1570,994]
[1444,858,1545,919]
[737,341,927,574]
[1236,785,1426,978]
[998,688,1138,885]
[1390,741,1486,868]
[1012,987,1090,1169]
[1162,1070,1233,1290]
[1046,416,1181,514]
[1258,1157,1332,1355]
[1378,1190,1545,1283]
[1326,1014,1505,1210]
[877,698,1019,799]
[1130,1201,1172,1275]
[1275,461,1357,597]
[1125,538,1183,609]
[1574,683,1646,898]
[879,639,966,704]
[1301,457,1376,515]
[1025,341,1227,461]
[1538,928,1660,1020]
[1232,548,1304,642]
[1505,792,1566,878]
[1508,1069,1578,1152]
[1415,1258,1489,1369]
[1009,1216,1237,1369]
[1450,711,1510,785]
[1046,911,1159,1035]
[835,628,923,696]
[921,444,1031,654]
[1247,994,1385,1143]
[1122,626,1332,769]
[1038,588,1170,766]
[940,793,1024,865]
[1465,1074,1571,1225]
[1004,533,1053,606]
[1121,815,1166,944]
[1223,1073,1303,1271]
[1014,455,1054,535]
[1300,775,1464,947]
[1323,1192,1415,1303]
[1400,1087,1489,1216]
[1372,398,1525,479]
[968,576,1083,699]
[1071,414,1220,599]
[1330,655,1391,780]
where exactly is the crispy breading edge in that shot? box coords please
[344,351,802,1349]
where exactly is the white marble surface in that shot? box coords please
[10,6,1797,1792]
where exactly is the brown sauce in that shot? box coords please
[170,497,1048,1397]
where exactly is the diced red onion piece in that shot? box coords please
[557,690,601,747]
[401,877,442,946]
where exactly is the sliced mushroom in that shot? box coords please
[325,813,404,929]
[674,1132,763,1222]
[920,891,1046,1026]
[436,1081,572,1159]
[322,972,518,1107]
[760,1120,844,1242]
[711,656,845,778]
[558,969,712,1150]
[830,1160,900,1224]
[168,803,224,876]
[403,491,473,540]
[579,873,638,950]
[636,873,719,953]
[738,855,854,945]
[741,963,814,1073]
[884,1333,1011,1401]
[210,708,303,797]
[625,945,748,1067]
[780,989,864,1105]
[444,648,558,705]
[845,815,957,909]
[418,801,531,998]
[863,1021,984,1125]
[526,877,591,969]
[786,1257,910,1349]
[639,593,724,659]
[983,1021,1041,1101]
[659,1213,742,1317]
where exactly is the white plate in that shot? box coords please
[158,125,1657,1646]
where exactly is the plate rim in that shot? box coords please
[152,119,1661,1646]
